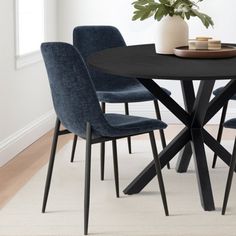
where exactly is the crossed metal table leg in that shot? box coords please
[123,79,236,211]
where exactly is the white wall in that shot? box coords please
[58,0,80,43]
[0,0,58,166]
[58,0,236,123]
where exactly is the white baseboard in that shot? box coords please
[0,110,56,167]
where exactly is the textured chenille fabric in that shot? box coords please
[41,42,167,139]
[224,118,236,129]
[73,25,171,103]
[213,87,236,100]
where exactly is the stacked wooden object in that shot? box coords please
[189,37,221,50]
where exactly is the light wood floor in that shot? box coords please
[0,124,235,209]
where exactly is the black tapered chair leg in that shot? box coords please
[124,103,132,154]
[100,142,105,181]
[84,122,92,235]
[222,137,236,215]
[154,100,170,169]
[212,102,228,168]
[101,102,106,180]
[112,140,120,198]
[149,131,169,216]
[70,135,78,162]
[42,118,61,213]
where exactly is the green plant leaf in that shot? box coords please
[132,0,148,6]
[133,4,146,10]
[131,0,214,28]
[159,0,170,5]
[185,11,191,19]
[141,7,154,20]
[154,5,167,21]
[191,9,214,28]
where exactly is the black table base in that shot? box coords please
[175,81,195,173]
[123,79,236,211]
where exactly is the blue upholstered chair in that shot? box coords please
[71,25,171,178]
[41,42,169,235]
[212,87,236,168]
[220,119,236,215]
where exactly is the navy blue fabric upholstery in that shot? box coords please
[213,87,236,100]
[104,113,166,132]
[41,42,167,139]
[224,119,236,129]
[73,26,171,103]
[96,85,171,103]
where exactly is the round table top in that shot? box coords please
[88,44,236,80]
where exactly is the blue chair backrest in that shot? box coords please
[41,42,111,138]
[73,25,138,90]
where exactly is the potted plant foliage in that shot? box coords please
[132,0,214,54]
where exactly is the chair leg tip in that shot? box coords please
[84,227,88,235]
[42,205,46,213]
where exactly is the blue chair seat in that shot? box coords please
[224,118,236,129]
[213,87,236,100]
[104,113,167,137]
[97,84,171,103]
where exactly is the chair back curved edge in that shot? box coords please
[73,25,140,91]
[41,42,111,139]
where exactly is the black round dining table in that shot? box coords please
[88,44,236,211]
